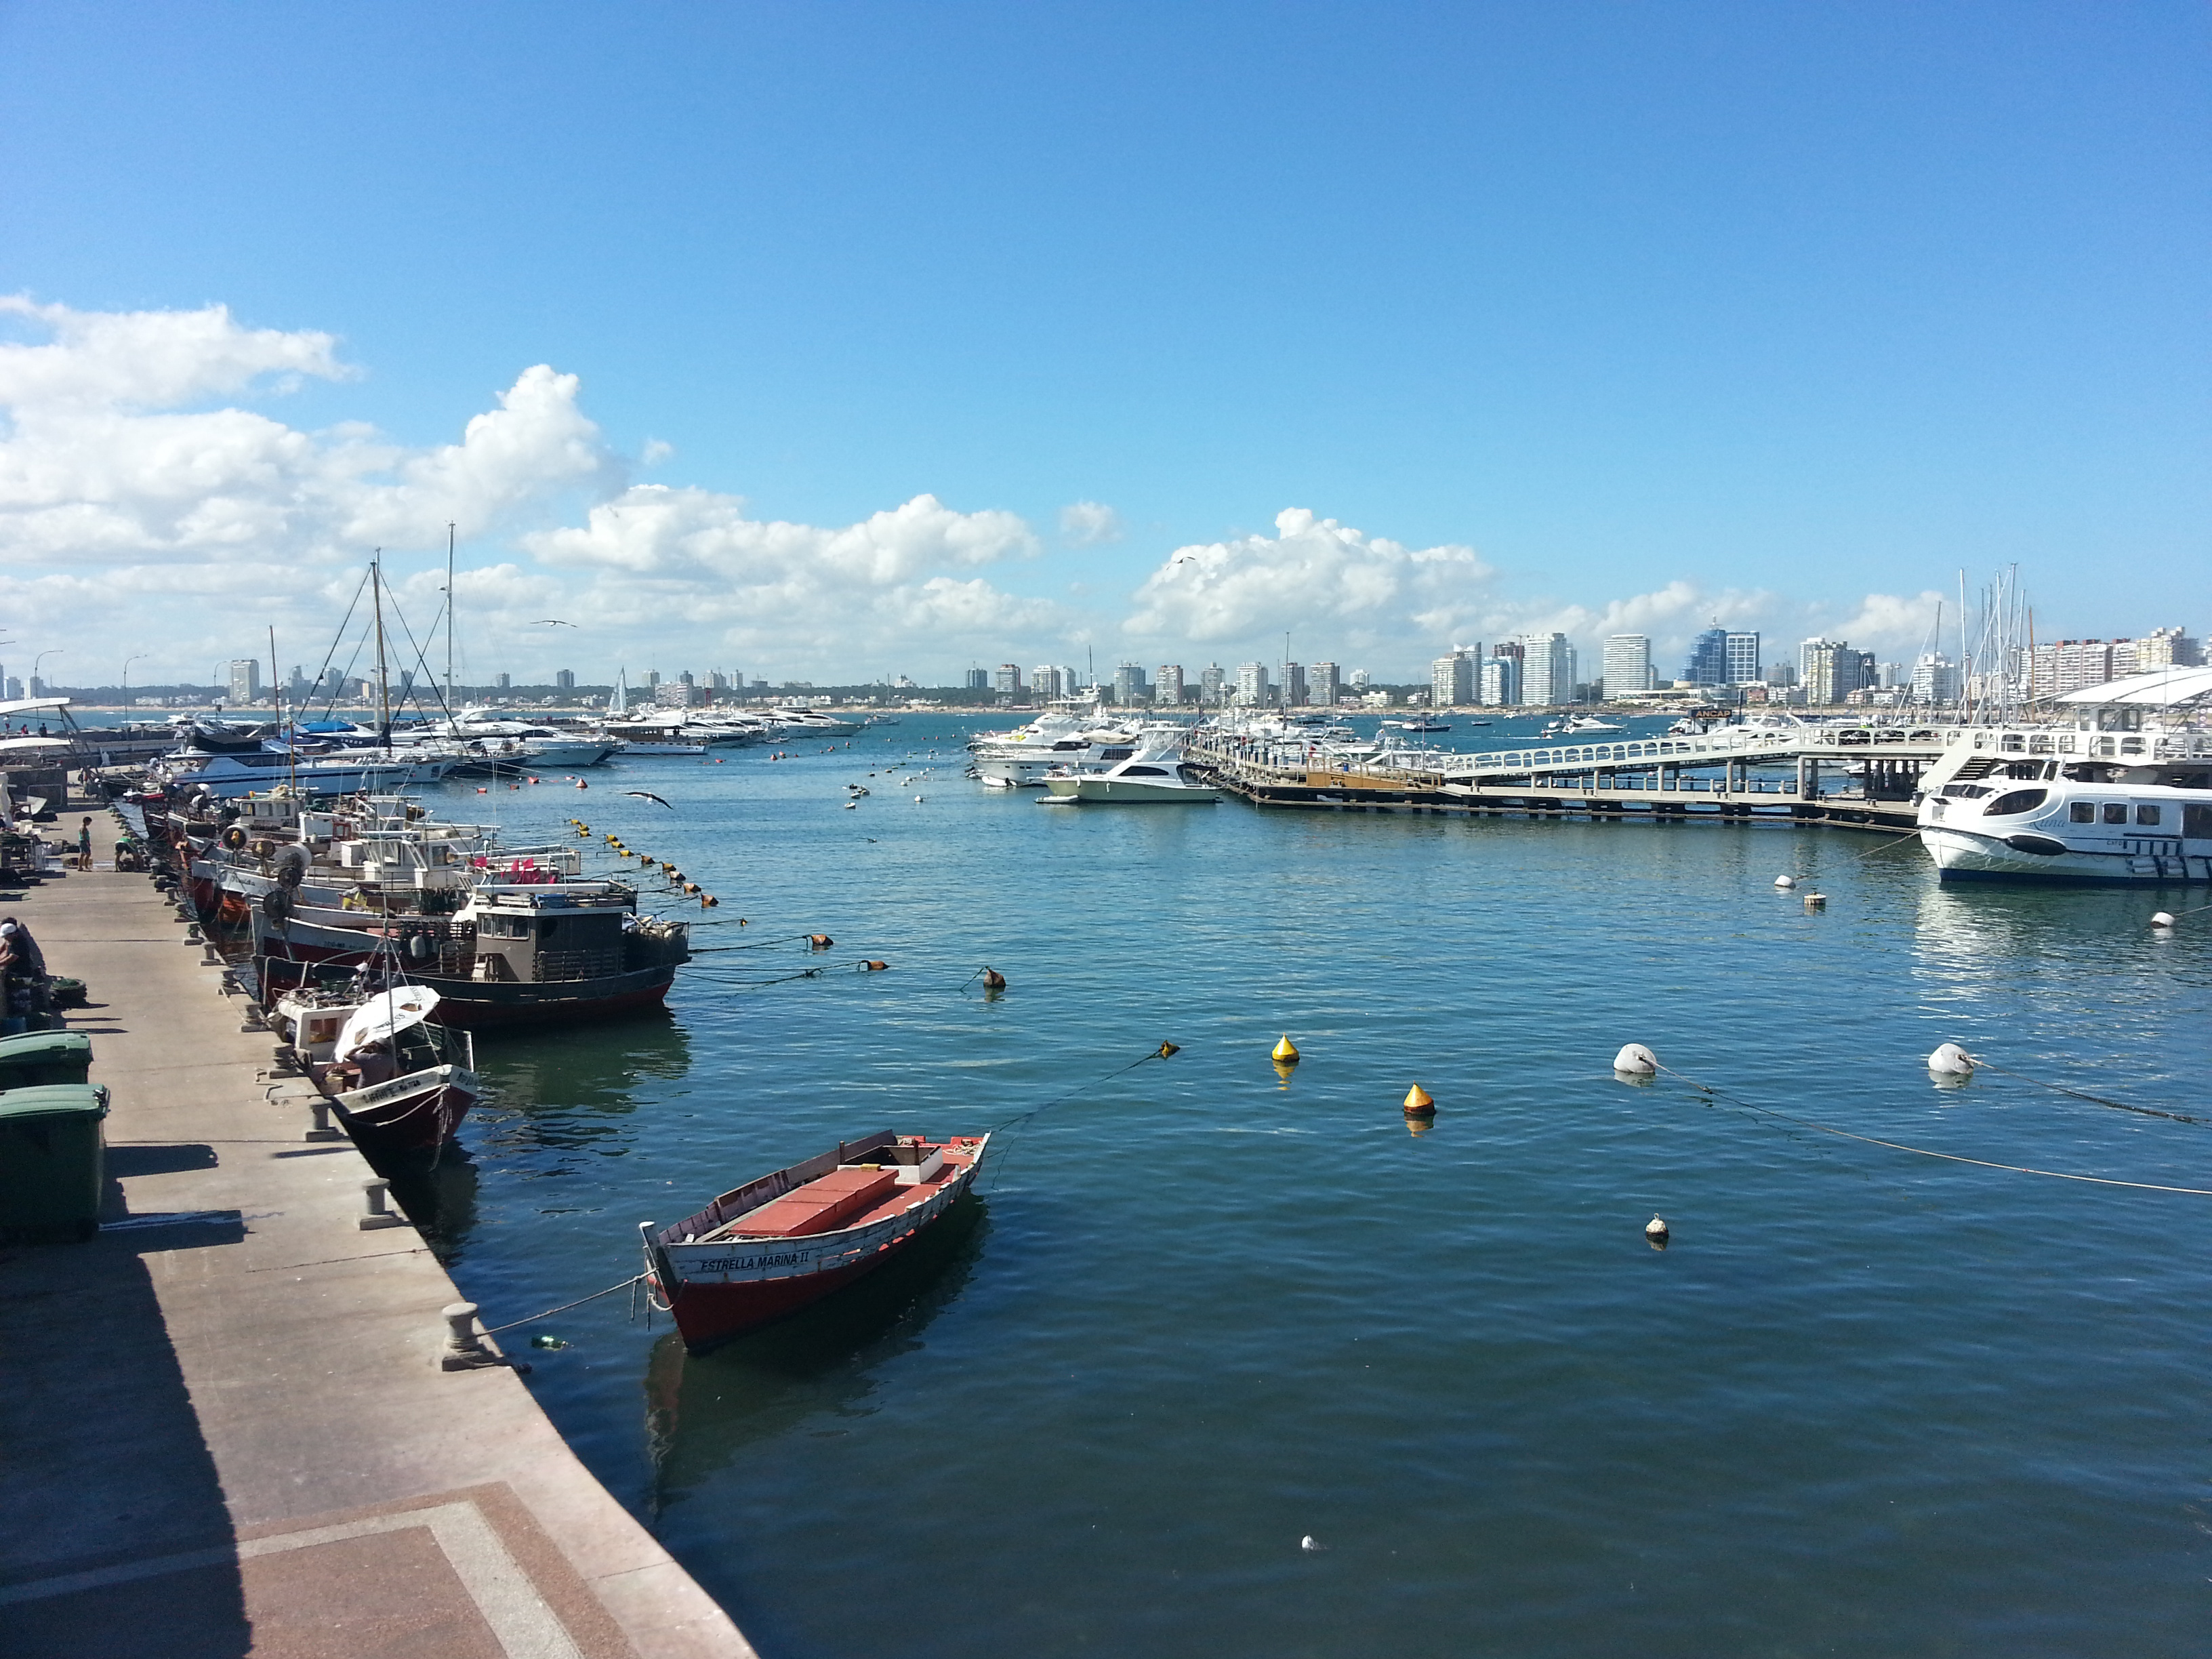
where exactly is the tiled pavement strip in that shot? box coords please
[0,835,756,1659]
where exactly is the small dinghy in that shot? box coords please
[642,1131,989,1352]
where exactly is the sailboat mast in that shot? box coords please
[445,522,456,717]
[372,554,392,746]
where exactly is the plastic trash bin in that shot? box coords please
[0,1029,92,1088]
[0,1083,109,1242]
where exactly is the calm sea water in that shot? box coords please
[378,713,2211,1658]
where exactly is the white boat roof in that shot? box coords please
[0,736,74,752]
[2055,665,2212,708]
[0,697,72,717]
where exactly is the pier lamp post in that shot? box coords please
[31,649,62,699]
[121,653,148,705]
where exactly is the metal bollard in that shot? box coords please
[359,1179,405,1231]
[304,1098,342,1143]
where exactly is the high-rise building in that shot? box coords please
[1309,662,1340,706]
[1349,668,1371,691]
[1155,665,1185,705]
[654,682,697,708]
[1683,627,1729,687]
[495,672,511,691]
[1235,662,1271,705]
[1517,633,1574,705]
[964,668,990,691]
[1910,655,1961,703]
[1111,663,1147,703]
[1200,664,1227,705]
[1762,663,1797,688]
[994,664,1025,696]
[1603,635,1653,699]
[3,678,20,700]
[1725,632,1761,684]
[1031,665,1065,700]
[1284,662,1308,707]
[644,670,661,689]
[227,659,262,704]
[2027,640,2115,700]
[678,670,695,688]
[1430,651,1475,710]
[554,669,575,691]
[709,670,731,691]
[1480,655,1521,706]
[1800,638,1873,705]
[2137,626,2203,670]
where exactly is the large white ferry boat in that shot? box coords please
[1915,667,2212,883]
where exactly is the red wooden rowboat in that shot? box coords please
[641,1131,989,1353]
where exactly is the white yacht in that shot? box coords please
[1544,714,1624,736]
[971,710,1150,788]
[771,709,863,737]
[1042,743,1220,803]
[399,713,615,769]
[1914,668,2212,882]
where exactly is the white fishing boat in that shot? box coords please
[1915,668,2212,883]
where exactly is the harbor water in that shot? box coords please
[390,714,2210,1657]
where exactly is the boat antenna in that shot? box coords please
[272,623,295,796]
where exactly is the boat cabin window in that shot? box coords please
[1099,747,1134,762]
[2102,804,2128,825]
[1122,765,1170,777]
[477,913,529,937]
[1942,783,1992,799]
[2069,802,2095,823]
[2135,805,2161,826]
[2187,805,2212,839]
[1982,789,2047,817]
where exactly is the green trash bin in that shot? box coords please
[0,1030,92,1088]
[0,1083,110,1242]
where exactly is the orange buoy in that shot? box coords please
[861,960,889,971]
[981,967,1006,990]
[1402,1084,1435,1118]
[810,934,834,949]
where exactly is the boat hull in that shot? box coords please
[1044,777,1219,802]
[650,1141,985,1353]
[331,1064,478,1154]
[1919,823,2211,884]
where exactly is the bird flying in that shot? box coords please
[624,791,673,808]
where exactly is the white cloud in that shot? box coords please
[0,296,350,413]
[1828,590,1948,657]
[1125,508,1492,653]
[1059,499,1123,546]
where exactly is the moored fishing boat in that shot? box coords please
[641,1131,989,1351]
[269,981,480,1153]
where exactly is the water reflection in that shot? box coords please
[384,1141,480,1254]
[473,1010,692,1153]
[642,1197,989,1509]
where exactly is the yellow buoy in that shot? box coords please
[1403,1083,1435,1118]
[1271,1035,1300,1064]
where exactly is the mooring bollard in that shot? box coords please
[359,1179,404,1231]
[440,1302,488,1370]
[304,1098,342,1142]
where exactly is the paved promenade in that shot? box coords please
[0,847,755,1658]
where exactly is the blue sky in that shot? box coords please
[1,2,2204,687]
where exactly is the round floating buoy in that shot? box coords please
[2151,911,2176,928]
[810,934,834,950]
[1645,1214,1669,1244]
[1403,1083,1435,1117]
[914,795,924,804]
[1271,1034,1300,1064]
[1774,874,1797,889]
[862,960,889,971]
[684,882,699,895]
[737,916,746,925]
[576,780,588,789]
[703,896,718,907]
[1300,1535,1324,1553]
[845,801,858,810]
[1927,1042,1974,1076]
[1613,1043,1658,1077]
[1158,1042,1180,1059]
[981,967,1006,989]
[476,786,489,794]
[529,777,539,785]
[1803,892,1826,911]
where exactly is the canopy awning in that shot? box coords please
[0,737,75,753]
[0,697,73,718]
[2055,665,2212,708]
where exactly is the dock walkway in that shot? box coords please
[0,848,754,1658]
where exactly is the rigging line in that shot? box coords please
[1650,1063,2212,1197]
[478,1274,644,1336]
[982,1041,1180,1193]
[318,616,374,725]
[1959,1054,2205,1127]
[381,589,454,724]
[306,568,372,718]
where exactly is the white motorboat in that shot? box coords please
[1042,742,1219,803]
[1545,714,1624,736]
[971,711,1152,788]
[771,709,863,737]
[1915,669,2212,883]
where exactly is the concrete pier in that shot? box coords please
[0,850,754,1658]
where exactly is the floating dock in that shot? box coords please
[0,834,754,1657]
[1187,723,1943,832]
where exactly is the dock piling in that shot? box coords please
[359,1179,405,1231]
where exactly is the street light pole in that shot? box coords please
[32,650,62,697]
[121,653,149,705]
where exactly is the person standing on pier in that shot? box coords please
[76,818,91,869]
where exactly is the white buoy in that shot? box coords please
[1803,892,1826,911]
[2151,912,2176,928]
[1645,1214,1669,1242]
[1927,1042,1974,1076]
[1300,1535,1324,1552]
[915,795,924,804]
[1613,1043,1658,1077]
[1774,874,1797,889]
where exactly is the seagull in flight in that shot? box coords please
[623,791,674,809]
[533,619,577,626]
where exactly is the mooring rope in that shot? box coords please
[983,1041,1181,1191]
[478,1273,644,1336]
[1650,1062,2212,1197]
[1960,1053,2205,1127]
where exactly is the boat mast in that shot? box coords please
[271,623,294,795]
[445,522,456,721]
[372,553,392,747]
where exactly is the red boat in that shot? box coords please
[641,1131,990,1353]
